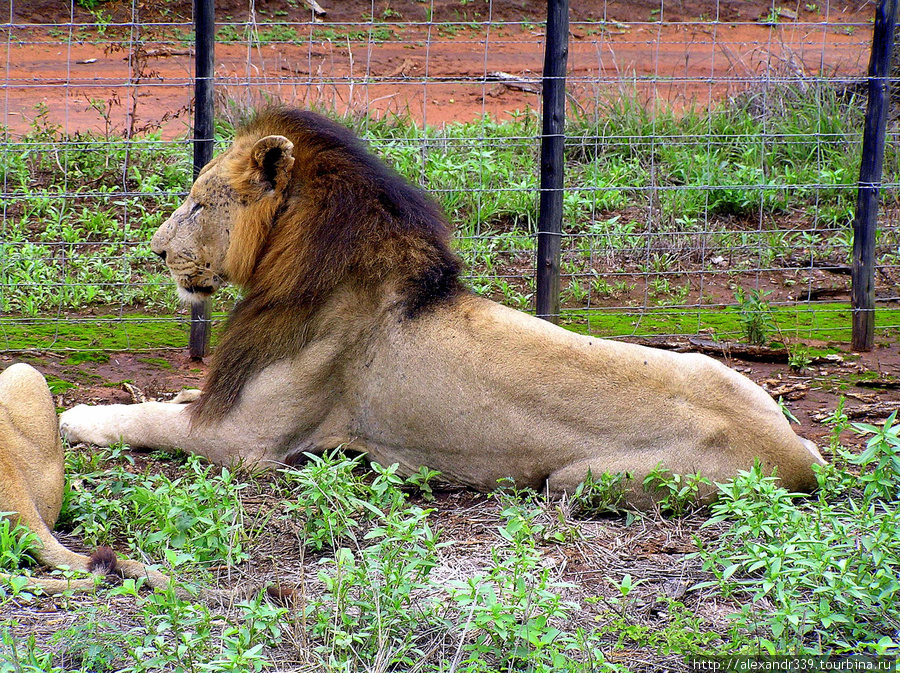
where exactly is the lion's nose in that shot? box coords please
[150,227,169,262]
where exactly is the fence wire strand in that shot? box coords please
[0,0,897,353]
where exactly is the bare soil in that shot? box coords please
[3,0,873,135]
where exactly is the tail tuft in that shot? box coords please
[87,546,119,576]
[265,584,298,605]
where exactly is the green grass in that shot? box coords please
[1,84,897,343]
[3,415,899,669]
[2,303,887,354]
[0,314,196,352]
[562,302,900,343]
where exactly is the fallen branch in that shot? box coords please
[813,401,900,422]
[799,287,849,301]
[487,71,541,94]
[761,381,809,400]
[626,336,790,363]
[856,377,900,390]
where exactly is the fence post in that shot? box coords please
[851,0,898,352]
[189,0,215,360]
[535,0,569,323]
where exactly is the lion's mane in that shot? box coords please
[192,109,464,422]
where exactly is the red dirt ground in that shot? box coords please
[3,0,873,135]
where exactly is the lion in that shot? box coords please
[0,363,171,594]
[59,107,825,509]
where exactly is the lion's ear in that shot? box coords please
[250,135,295,193]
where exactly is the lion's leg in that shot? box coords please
[0,453,105,594]
[0,364,60,453]
[0,453,91,571]
[60,400,283,467]
[0,365,175,596]
[0,363,65,527]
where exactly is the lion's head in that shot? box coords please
[151,134,296,303]
[152,108,464,419]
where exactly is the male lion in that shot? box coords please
[0,363,170,594]
[60,108,825,508]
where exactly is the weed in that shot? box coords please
[850,411,900,502]
[569,469,631,516]
[592,598,720,654]
[279,451,372,551]
[734,288,776,345]
[60,454,248,567]
[696,439,900,654]
[0,631,61,673]
[788,345,813,372]
[404,465,442,500]
[446,491,580,669]
[51,610,131,672]
[309,504,442,666]
[0,516,39,571]
[643,465,713,516]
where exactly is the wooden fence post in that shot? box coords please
[189,0,215,360]
[851,0,898,351]
[535,0,569,323]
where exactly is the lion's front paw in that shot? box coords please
[59,405,125,447]
[170,388,202,404]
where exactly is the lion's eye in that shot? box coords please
[190,203,204,215]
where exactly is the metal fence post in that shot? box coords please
[535,0,569,323]
[189,0,215,360]
[851,0,898,352]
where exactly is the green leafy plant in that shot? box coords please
[446,491,582,669]
[404,465,442,501]
[696,441,900,654]
[0,516,39,571]
[279,451,373,551]
[51,611,132,672]
[788,345,813,372]
[60,454,248,567]
[309,503,442,666]
[569,469,631,516]
[851,411,900,502]
[642,465,713,516]
[734,288,776,345]
[0,630,61,673]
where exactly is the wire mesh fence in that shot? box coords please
[1,0,897,355]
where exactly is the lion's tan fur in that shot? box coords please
[60,108,825,509]
[0,363,171,594]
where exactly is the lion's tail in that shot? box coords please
[3,508,173,596]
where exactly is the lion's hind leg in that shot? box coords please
[0,454,110,594]
[0,363,172,595]
[0,437,173,595]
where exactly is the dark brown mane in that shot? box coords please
[192,108,464,422]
